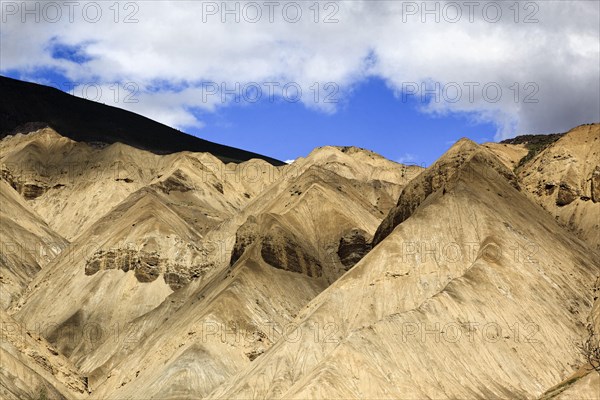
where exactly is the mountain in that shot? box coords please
[209,136,600,400]
[482,124,600,251]
[373,138,520,246]
[0,127,278,240]
[516,124,600,251]
[0,76,284,165]
[6,128,287,366]
[1,122,598,400]
[0,308,89,400]
[81,148,419,400]
[0,179,67,309]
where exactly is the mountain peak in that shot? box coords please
[373,139,517,245]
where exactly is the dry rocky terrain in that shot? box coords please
[1,123,598,399]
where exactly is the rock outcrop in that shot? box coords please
[337,228,372,269]
[85,249,209,290]
[592,166,600,203]
[556,182,579,206]
[515,124,600,250]
[231,215,323,278]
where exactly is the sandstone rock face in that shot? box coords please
[556,182,579,206]
[337,228,372,269]
[260,231,323,278]
[84,249,138,275]
[1,166,50,199]
[134,253,162,283]
[230,216,259,266]
[85,249,208,289]
[592,166,600,203]
[20,183,48,200]
[154,169,194,194]
[513,124,600,251]
[231,215,323,278]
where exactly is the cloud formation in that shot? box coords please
[1,0,598,138]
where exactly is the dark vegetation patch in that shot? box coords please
[501,133,565,170]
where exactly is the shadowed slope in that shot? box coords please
[0,76,283,165]
[0,309,88,400]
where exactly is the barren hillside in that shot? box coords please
[209,135,600,400]
[1,123,598,400]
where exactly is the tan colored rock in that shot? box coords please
[557,182,579,206]
[517,123,600,251]
[209,140,599,400]
[540,366,600,400]
[592,166,600,203]
[337,228,372,269]
[82,147,411,399]
[0,128,281,241]
[0,309,88,399]
[2,125,598,400]
[374,138,519,246]
[482,142,529,170]
[0,179,66,309]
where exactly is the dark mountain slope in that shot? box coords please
[0,76,284,165]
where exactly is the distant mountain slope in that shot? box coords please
[2,119,598,400]
[500,132,565,169]
[0,76,284,165]
[8,144,414,400]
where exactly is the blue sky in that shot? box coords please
[2,1,598,165]
[3,68,496,166]
[190,78,497,165]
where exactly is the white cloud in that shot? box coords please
[1,0,598,137]
[396,153,417,164]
